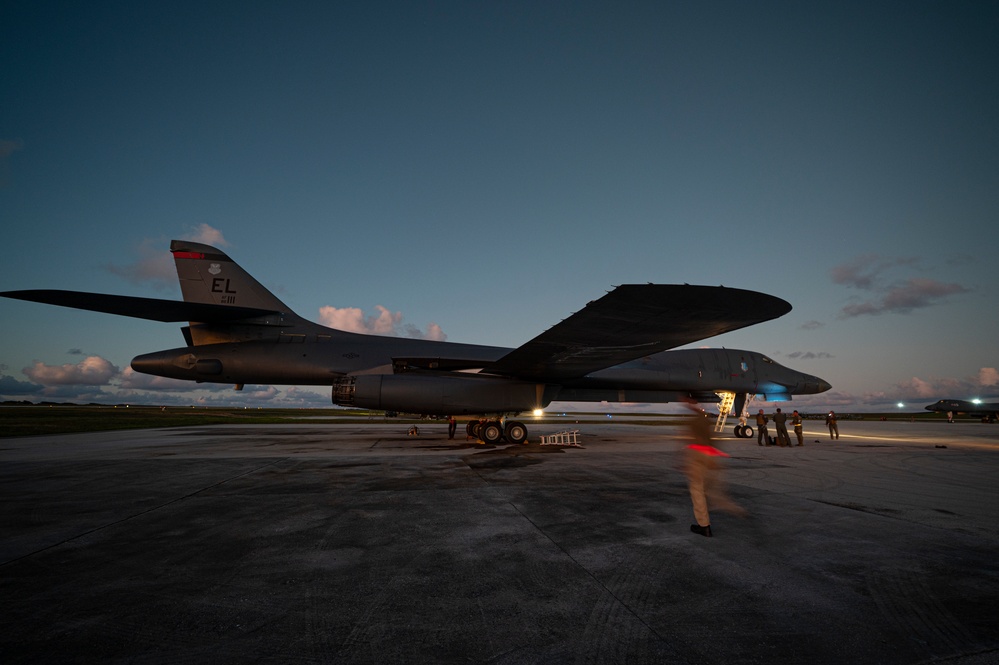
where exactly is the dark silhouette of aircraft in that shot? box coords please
[925,399,999,423]
[2,240,831,442]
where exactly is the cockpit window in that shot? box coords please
[761,356,774,364]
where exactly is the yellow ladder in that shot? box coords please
[714,391,736,433]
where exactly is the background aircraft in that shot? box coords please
[925,399,999,423]
[2,240,831,443]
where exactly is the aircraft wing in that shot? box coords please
[0,289,280,323]
[490,284,791,381]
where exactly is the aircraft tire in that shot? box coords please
[504,421,528,444]
[466,421,479,439]
[480,421,504,444]
[734,425,745,438]
[742,426,754,439]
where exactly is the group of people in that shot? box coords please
[754,408,805,446]
[753,408,840,445]
[685,405,841,538]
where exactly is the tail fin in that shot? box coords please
[171,240,317,345]
[170,239,292,312]
[1,241,314,346]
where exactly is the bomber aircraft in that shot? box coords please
[2,240,830,443]
[925,399,999,423]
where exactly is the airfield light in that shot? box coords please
[532,409,544,417]
[897,402,905,409]
[973,398,982,405]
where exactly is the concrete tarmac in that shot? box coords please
[2,419,998,664]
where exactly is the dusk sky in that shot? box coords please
[2,2,997,412]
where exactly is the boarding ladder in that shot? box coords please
[713,392,757,433]
[714,392,736,433]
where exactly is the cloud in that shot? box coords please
[784,351,834,360]
[894,377,937,398]
[839,278,969,318]
[799,320,824,330]
[186,223,228,247]
[830,254,919,291]
[0,374,44,396]
[23,356,120,386]
[104,224,228,290]
[892,368,999,400]
[318,305,447,340]
[244,385,281,401]
[117,367,198,391]
[831,254,970,319]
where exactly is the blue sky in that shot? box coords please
[2,1,997,412]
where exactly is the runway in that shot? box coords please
[2,419,998,664]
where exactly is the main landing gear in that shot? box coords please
[466,419,529,445]
[733,424,755,438]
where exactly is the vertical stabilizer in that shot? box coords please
[170,240,292,313]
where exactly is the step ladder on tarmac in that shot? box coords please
[539,430,582,447]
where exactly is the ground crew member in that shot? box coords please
[826,411,839,440]
[773,408,791,447]
[792,410,803,446]
[755,409,769,446]
[447,415,457,439]
[682,399,746,537]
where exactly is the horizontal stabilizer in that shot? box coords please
[1,289,280,323]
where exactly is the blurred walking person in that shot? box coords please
[683,399,747,537]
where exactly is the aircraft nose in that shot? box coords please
[795,375,832,394]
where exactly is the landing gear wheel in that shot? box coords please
[480,421,504,444]
[466,421,479,439]
[504,421,528,444]
[742,426,754,439]
[734,425,745,438]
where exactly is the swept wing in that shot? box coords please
[490,284,790,381]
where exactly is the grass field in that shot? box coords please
[0,403,949,438]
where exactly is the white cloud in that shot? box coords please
[24,356,120,386]
[977,368,998,387]
[318,305,446,340]
[186,223,228,247]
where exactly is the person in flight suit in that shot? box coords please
[826,411,839,440]
[773,408,791,447]
[791,409,804,446]
[755,409,769,446]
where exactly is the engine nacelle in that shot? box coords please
[332,374,553,415]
